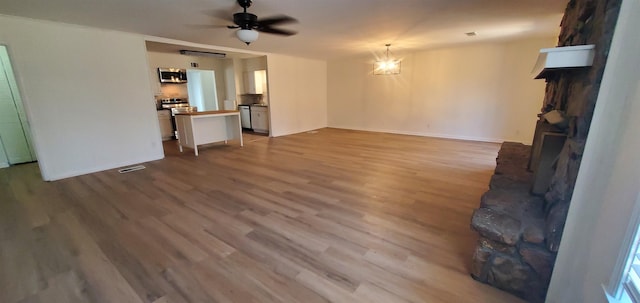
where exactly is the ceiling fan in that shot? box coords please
[225,0,298,45]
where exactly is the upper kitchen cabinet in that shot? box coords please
[244,70,267,94]
[236,56,268,94]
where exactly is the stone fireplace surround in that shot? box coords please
[469,0,622,302]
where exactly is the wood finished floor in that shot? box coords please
[0,128,525,303]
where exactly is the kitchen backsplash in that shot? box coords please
[160,83,188,98]
[239,94,263,105]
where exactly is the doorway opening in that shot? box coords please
[145,41,272,156]
[0,45,36,168]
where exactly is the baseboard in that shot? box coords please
[271,126,327,138]
[327,126,507,143]
[44,153,165,181]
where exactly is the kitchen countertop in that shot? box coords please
[238,104,269,107]
[175,110,239,116]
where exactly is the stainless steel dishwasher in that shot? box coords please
[238,105,252,129]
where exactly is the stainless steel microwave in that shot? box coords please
[158,68,187,83]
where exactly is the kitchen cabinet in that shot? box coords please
[250,106,269,133]
[243,72,255,94]
[157,110,173,140]
[243,70,267,94]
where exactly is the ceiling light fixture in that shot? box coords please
[374,44,401,75]
[236,29,259,45]
[179,50,226,58]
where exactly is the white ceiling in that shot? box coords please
[0,0,567,60]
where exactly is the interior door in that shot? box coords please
[0,45,36,167]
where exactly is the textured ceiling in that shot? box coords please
[0,0,567,59]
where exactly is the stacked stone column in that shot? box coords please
[471,142,555,303]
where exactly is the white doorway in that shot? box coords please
[0,45,36,168]
[187,69,219,111]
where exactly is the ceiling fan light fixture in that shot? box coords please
[236,29,259,45]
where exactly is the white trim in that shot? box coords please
[0,134,8,167]
[0,43,47,178]
[43,153,164,181]
[606,283,633,303]
[328,126,506,143]
[606,194,640,300]
[271,126,329,138]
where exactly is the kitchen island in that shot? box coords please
[175,110,243,156]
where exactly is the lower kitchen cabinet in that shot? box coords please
[157,109,173,140]
[250,106,269,133]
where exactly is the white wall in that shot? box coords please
[233,58,244,99]
[546,0,640,301]
[266,54,328,137]
[327,37,555,143]
[0,15,163,180]
[223,59,237,105]
[242,56,268,71]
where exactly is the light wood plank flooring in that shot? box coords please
[0,128,525,303]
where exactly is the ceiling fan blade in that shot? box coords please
[257,27,297,36]
[257,15,298,27]
[227,25,240,29]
